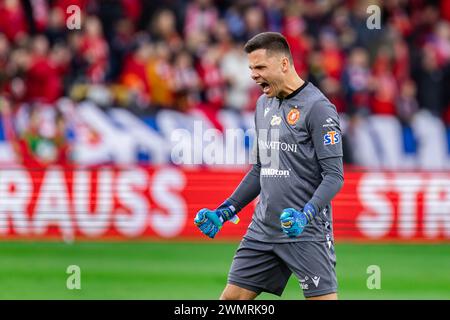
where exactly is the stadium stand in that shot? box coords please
[0,0,449,169]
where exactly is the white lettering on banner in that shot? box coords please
[393,175,422,238]
[115,168,149,237]
[74,170,112,237]
[0,167,189,239]
[358,173,450,239]
[357,173,393,238]
[424,178,450,238]
[0,169,31,235]
[150,168,187,237]
[33,168,74,241]
[0,168,448,240]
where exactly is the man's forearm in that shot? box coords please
[226,163,261,212]
[309,157,344,213]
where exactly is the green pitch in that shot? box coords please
[0,241,449,299]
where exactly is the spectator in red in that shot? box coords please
[196,45,227,129]
[120,41,152,106]
[392,37,410,84]
[0,0,28,43]
[385,2,413,38]
[197,45,226,110]
[25,36,63,104]
[319,29,345,81]
[442,0,450,22]
[78,16,109,83]
[121,0,141,25]
[51,40,71,68]
[371,47,398,115]
[283,11,311,78]
[172,50,201,112]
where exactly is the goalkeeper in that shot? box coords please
[195,32,344,300]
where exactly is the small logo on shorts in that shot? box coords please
[299,276,309,290]
[326,234,332,249]
[311,276,321,288]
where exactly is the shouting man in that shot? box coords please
[194,32,344,300]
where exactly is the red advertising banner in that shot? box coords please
[0,165,449,242]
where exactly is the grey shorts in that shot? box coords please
[227,237,338,298]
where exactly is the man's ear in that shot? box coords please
[281,56,290,72]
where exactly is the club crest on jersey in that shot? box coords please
[323,131,340,145]
[271,115,282,126]
[287,108,300,125]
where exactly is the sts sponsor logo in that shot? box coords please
[323,131,340,145]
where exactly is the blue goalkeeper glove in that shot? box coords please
[280,203,317,238]
[194,201,240,239]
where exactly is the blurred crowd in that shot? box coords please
[0,0,450,165]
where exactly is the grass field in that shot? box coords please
[0,241,449,300]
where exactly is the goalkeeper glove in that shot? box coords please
[280,203,317,238]
[194,200,240,239]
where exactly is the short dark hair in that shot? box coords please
[244,32,293,63]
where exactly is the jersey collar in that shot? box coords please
[276,80,309,101]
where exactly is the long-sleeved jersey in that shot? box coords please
[227,81,344,242]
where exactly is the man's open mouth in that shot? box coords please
[258,82,270,93]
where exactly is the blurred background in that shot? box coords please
[0,0,449,299]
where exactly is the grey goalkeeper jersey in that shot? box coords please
[227,81,344,243]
